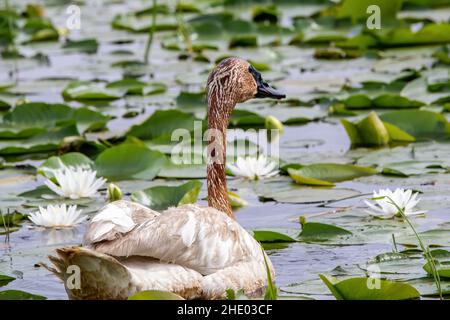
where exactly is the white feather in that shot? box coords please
[180,212,197,247]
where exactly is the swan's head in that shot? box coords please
[207,57,285,105]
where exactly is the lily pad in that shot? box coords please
[299,222,352,242]
[38,152,94,178]
[287,164,377,186]
[127,109,201,142]
[62,38,98,54]
[255,177,361,204]
[253,230,296,243]
[106,79,166,96]
[319,274,420,300]
[128,290,184,300]
[62,81,124,101]
[131,180,202,211]
[380,110,450,140]
[0,290,47,300]
[0,275,15,287]
[341,111,421,147]
[94,144,167,181]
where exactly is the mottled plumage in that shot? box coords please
[45,57,283,300]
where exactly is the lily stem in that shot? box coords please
[386,196,442,300]
[143,0,157,65]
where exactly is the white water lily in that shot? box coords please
[227,155,279,180]
[29,204,86,228]
[45,166,106,199]
[365,188,426,218]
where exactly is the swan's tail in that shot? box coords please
[42,246,204,300]
[42,246,134,300]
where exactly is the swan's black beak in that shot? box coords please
[249,65,285,100]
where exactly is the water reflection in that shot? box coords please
[39,227,82,246]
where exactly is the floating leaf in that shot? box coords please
[0,103,109,135]
[62,81,124,101]
[380,110,450,140]
[319,274,420,300]
[334,0,402,23]
[253,230,296,243]
[62,38,98,54]
[0,275,15,287]
[0,290,46,300]
[423,261,450,279]
[376,23,450,47]
[176,91,205,109]
[287,164,377,186]
[94,144,167,180]
[341,111,418,147]
[131,180,202,211]
[255,177,361,204]
[299,222,352,242]
[128,290,184,300]
[38,152,94,178]
[127,109,200,141]
[106,79,166,96]
[157,161,206,179]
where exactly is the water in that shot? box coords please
[1,0,450,300]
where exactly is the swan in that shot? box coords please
[44,57,286,300]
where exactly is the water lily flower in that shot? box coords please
[365,188,426,218]
[45,166,106,199]
[227,155,279,180]
[29,204,86,228]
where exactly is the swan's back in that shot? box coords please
[84,202,265,275]
[47,200,274,299]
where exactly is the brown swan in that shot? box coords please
[45,57,285,299]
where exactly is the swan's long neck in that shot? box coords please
[207,85,235,219]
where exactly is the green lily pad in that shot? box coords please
[112,13,177,33]
[253,230,296,243]
[38,152,94,178]
[380,110,450,140]
[157,161,206,179]
[62,38,98,54]
[255,177,361,204]
[0,275,15,287]
[376,23,450,47]
[0,103,109,136]
[106,79,166,96]
[319,274,420,300]
[128,290,184,300]
[299,222,352,242]
[397,229,450,247]
[62,81,124,101]
[176,91,205,109]
[423,261,450,279]
[341,111,428,147]
[0,125,79,155]
[0,290,47,300]
[334,0,401,23]
[131,180,202,211]
[94,144,167,181]
[287,164,377,186]
[127,109,201,141]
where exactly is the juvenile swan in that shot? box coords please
[45,58,285,299]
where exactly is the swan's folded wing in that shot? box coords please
[44,247,203,300]
[90,204,264,275]
[83,200,159,244]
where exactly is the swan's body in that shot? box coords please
[46,58,285,300]
[48,201,272,299]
